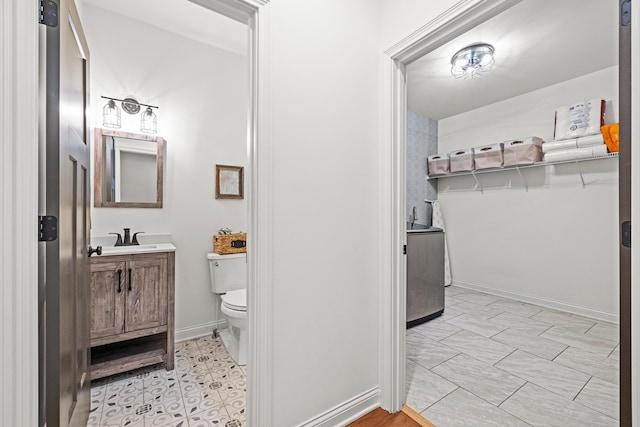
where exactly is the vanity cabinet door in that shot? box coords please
[90,260,126,340]
[124,255,168,332]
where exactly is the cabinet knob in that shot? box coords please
[214,262,219,267]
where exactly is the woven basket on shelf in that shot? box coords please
[213,232,247,254]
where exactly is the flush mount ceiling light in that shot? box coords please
[101,96,159,133]
[450,43,495,79]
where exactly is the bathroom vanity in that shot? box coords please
[89,244,176,379]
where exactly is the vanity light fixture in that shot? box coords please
[140,107,158,134]
[102,99,121,128]
[101,96,160,133]
[450,43,495,79]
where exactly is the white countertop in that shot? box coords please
[97,242,177,257]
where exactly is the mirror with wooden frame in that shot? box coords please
[94,128,164,208]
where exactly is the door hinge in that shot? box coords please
[622,0,631,27]
[39,0,58,27]
[39,216,58,242]
[403,244,407,255]
[622,221,631,248]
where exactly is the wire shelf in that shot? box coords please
[426,152,619,180]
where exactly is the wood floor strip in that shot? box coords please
[402,405,437,427]
[348,406,437,427]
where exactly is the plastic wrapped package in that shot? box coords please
[554,99,605,140]
[427,153,450,176]
[473,143,503,170]
[542,134,605,153]
[543,144,608,162]
[449,148,475,172]
[503,137,544,166]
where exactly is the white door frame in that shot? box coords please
[2,0,272,425]
[378,0,522,411]
[188,1,272,424]
[1,1,40,426]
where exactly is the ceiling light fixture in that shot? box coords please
[101,96,159,133]
[450,43,495,79]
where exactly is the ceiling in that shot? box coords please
[81,0,247,55]
[407,0,618,120]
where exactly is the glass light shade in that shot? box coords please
[102,99,121,128]
[451,43,495,79]
[140,107,157,134]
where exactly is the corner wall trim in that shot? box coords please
[295,387,381,427]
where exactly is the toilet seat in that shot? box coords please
[221,289,246,312]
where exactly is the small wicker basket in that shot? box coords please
[213,232,247,254]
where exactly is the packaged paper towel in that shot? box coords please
[554,99,605,140]
[543,144,608,162]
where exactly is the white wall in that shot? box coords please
[263,1,386,425]
[437,66,619,320]
[83,6,248,337]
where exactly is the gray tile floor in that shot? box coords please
[88,336,246,427]
[407,286,619,427]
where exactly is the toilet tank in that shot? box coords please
[207,252,247,294]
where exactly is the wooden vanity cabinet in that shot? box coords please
[89,251,174,380]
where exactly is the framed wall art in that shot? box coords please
[215,164,244,199]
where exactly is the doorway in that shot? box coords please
[78,1,251,425]
[381,0,634,424]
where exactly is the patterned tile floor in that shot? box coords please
[407,286,620,427]
[88,335,246,427]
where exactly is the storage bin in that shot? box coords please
[213,232,247,254]
[449,148,475,172]
[503,137,544,166]
[472,143,503,170]
[427,153,450,176]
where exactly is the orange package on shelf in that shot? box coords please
[601,123,619,153]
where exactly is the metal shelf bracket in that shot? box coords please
[515,167,528,192]
[470,170,484,193]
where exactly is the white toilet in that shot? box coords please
[207,252,247,365]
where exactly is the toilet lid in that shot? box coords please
[221,289,246,312]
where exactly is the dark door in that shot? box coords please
[43,0,92,426]
[618,0,632,424]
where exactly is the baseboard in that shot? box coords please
[175,319,227,343]
[296,387,381,427]
[452,280,619,324]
